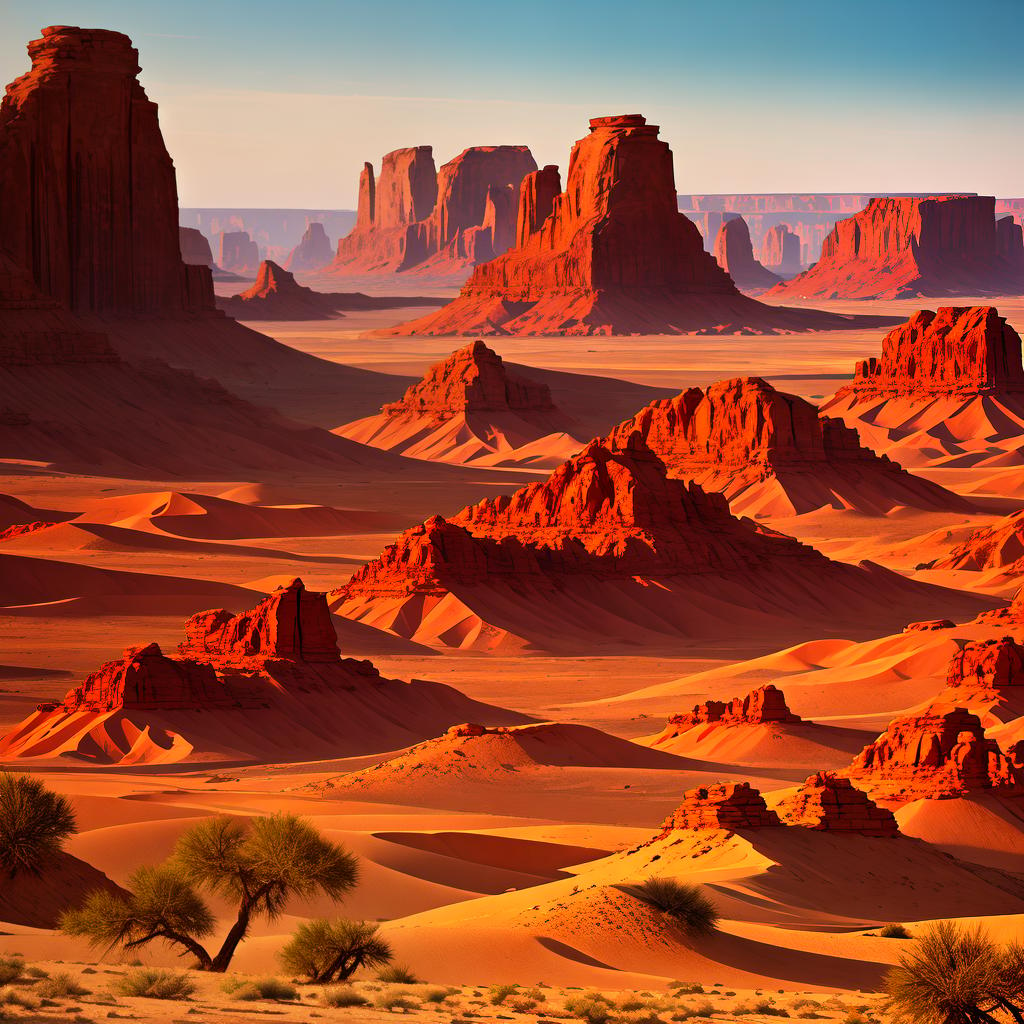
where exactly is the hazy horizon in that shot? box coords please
[3,0,1022,208]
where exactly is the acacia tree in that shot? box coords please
[279,918,393,982]
[62,814,358,972]
[886,921,1024,1024]
[0,771,77,877]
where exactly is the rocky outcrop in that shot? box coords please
[285,222,333,272]
[516,165,561,246]
[218,231,260,275]
[770,196,1024,300]
[713,217,780,291]
[331,145,534,277]
[658,782,781,833]
[848,707,1023,799]
[760,224,802,276]
[934,510,1024,571]
[826,307,1024,402]
[382,115,896,336]
[774,772,899,835]
[0,26,213,314]
[602,376,972,515]
[946,637,1024,691]
[664,684,801,730]
[997,216,1024,265]
[180,227,215,267]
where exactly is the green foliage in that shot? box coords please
[279,918,392,983]
[376,964,420,984]
[0,959,23,986]
[114,969,196,1000]
[322,985,369,1007]
[885,921,1024,1024]
[0,773,76,877]
[220,976,298,1001]
[35,972,90,998]
[879,924,912,940]
[490,983,518,1005]
[632,878,719,937]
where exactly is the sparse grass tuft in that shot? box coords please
[0,987,40,1010]
[113,969,194,1000]
[732,998,789,1017]
[878,923,911,939]
[564,993,614,1024]
[490,984,518,1005]
[220,976,298,1001]
[36,972,90,998]
[0,960,22,987]
[374,989,420,1013]
[376,965,420,984]
[632,878,719,937]
[669,983,705,995]
[672,1000,716,1021]
[322,985,369,1007]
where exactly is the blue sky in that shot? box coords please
[2,0,1022,207]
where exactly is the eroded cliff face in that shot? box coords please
[0,26,213,314]
[713,217,780,291]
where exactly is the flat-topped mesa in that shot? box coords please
[179,228,215,268]
[761,224,801,276]
[179,578,340,665]
[218,231,260,275]
[947,637,1024,691]
[770,196,1024,300]
[516,165,561,246]
[381,340,555,418]
[997,217,1024,266]
[667,684,802,729]
[56,643,265,713]
[713,217,780,291]
[285,222,333,272]
[848,707,1023,799]
[774,772,899,836]
[658,782,782,834]
[0,25,214,314]
[832,307,1024,402]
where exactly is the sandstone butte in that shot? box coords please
[760,224,802,276]
[773,772,899,835]
[330,145,537,277]
[946,636,1024,692]
[846,706,1023,801]
[179,227,215,268]
[602,376,972,516]
[329,431,992,652]
[933,510,1024,572]
[218,230,261,275]
[713,216,780,292]
[0,26,214,315]
[824,307,1024,404]
[662,684,802,731]
[769,195,1024,300]
[381,115,897,336]
[657,782,782,833]
[217,260,447,321]
[285,222,334,272]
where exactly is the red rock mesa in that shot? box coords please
[774,772,899,835]
[713,217,780,292]
[946,637,1024,692]
[179,227,215,268]
[664,685,802,730]
[658,782,782,833]
[330,145,536,278]
[760,224,802,276]
[603,376,972,516]
[770,196,1024,300]
[218,230,261,275]
[285,222,334,272]
[516,165,561,246]
[383,115,896,336]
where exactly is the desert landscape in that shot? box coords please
[1,9,1024,1024]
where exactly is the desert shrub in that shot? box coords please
[789,1000,820,1011]
[841,1013,871,1024]
[672,1000,716,1021]
[376,964,419,984]
[280,917,392,983]
[490,983,519,1005]
[221,976,298,1001]
[24,967,48,980]
[374,989,419,1012]
[422,986,456,1004]
[732,998,788,1017]
[0,773,77,877]
[0,959,22,986]
[114,969,195,1000]
[322,985,370,1007]
[669,983,706,994]
[564,993,614,1024]
[879,924,912,940]
[0,987,40,1010]
[509,994,540,1012]
[632,878,719,937]
[36,972,90,998]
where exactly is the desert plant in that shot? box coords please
[322,985,369,1007]
[376,964,419,984]
[0,959,22,986]
[886,922,1024,1024]
[565,993,614,1024]
[0,987,40,1010]
[422,987,456,1004]
[673,1000,716,1021]
[880,924,912,940]
[35,972,90,998]
[670,983,706,994]
[221,976,298,1001]
[490,983,518,1005]
[280,918,392,983]
[24,967,48,980]
[114,969,195,1000]
[375,989,419,1012]
[632,878,720,937]
[509,994,540,1012]
[0,773,76,878]
[63,814,358,973]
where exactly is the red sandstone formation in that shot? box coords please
[770,196,1024,300]
[0,26,213,314]
[603,376,972,516]
[826,307,1024,402]
[665,684,801,730]
[997,216,1024,266]
[331,145,535,277]
[382,115,893,336]
[774,772,899,835]
[760,224,802,276]
[658,782,781,833]
[947,637,1024,691]
[934,510,1024,572]
[179,227,215,268]
[903,619,955,632]
[217,260,447,320]
[218,230,260,275]
[713,217,780,292]
[848,706,1023,800]
[285,222,333,272]
[516,165,561,246]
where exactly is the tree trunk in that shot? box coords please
[210,905,252,972]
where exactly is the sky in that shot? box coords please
[1,0,1022,208]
